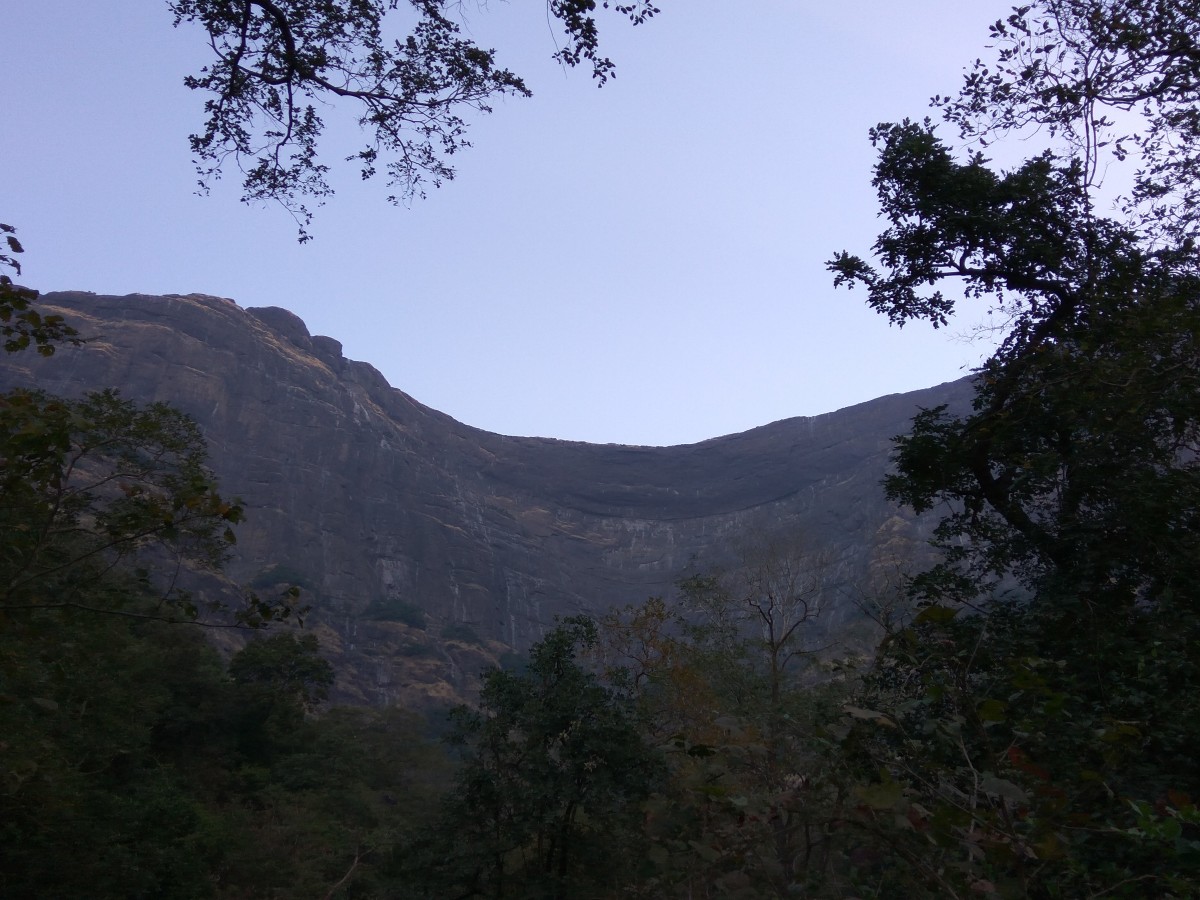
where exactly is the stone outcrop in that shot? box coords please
[0,291,971,705]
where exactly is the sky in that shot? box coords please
[3,1,1015,446]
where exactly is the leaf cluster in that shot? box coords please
[936,0,1200,243]
[1,602,448,897]
[0,387,300,627]
[823,1,1200,895]
[0,224,80,355]
[168,0,659,239]
[408,617,662,898]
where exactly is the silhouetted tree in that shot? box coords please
[830,1,1200,895]
[168,0,661,238]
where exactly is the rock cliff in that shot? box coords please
[0,291,971,706]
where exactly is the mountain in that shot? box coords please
[0,291,971,706]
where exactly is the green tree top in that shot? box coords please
[413,617,661,898]
[0,388,300,627]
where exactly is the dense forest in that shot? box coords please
[3,0,1199,896]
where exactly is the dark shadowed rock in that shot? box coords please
[0,291,972,705]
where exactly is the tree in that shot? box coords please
[597,539,861,899]
[0,113,371,900]
[0,226,274,626]
[831,118,1200,609]
[0,379,428,897]
[0,573,440,898]
[168,0,661,238]
[0,387,299,628]
[229,631,334,709]
[0,386,319,896]
[935,0,1200,245]
[0,608,229,898]
[409,617,661,899]
[690,538,835,711]
[828,0,1200,657]
[0,223,79,355]
[828,1,1200,895]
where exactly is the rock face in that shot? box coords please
[0,291,971,705]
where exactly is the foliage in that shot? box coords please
[366,594,427,627]
[0,598,449,897]
[408,616,662,899]
[0,346,372,894]
[1,101,435,896]
[830,119,1199,606]
[0,297,358,892]
[0,223,80,355]
[828,0,1200,896]
[934,0,1200,244]
[8,3,1200,896]
[441,619,482,644]
[168,0,660,238]
[0,364,439,895]
[599,541,859,899]
[679,537,835,709]
[0,387,299,627]
[229,631,334,709]
[842,599,1200,899]
[0,612,228,898]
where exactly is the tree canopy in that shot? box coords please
[0,224,78,355]
[410,617,661,899]
[826,1,1200,895]
[168,0,661,238]
[829,0,1200,609]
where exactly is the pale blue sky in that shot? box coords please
[3,1,1012,445]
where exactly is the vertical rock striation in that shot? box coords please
[1,291,970,703]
